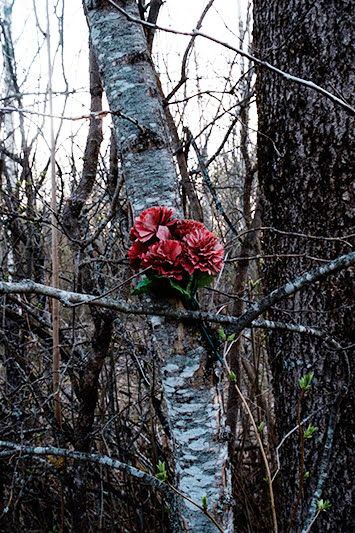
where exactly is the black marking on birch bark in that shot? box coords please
[85,0,102,10]
[124,128,166,153]
[124,50,151,65]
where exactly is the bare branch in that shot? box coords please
[272,412,315,483]
[105,0,355,115]
[0,439,166,491]
[146,0,164,52]
[0,106,146,131]
[233,251,355,334]
[228,226,355,248]
[0,252,353,344]
[0,439,223,531]
[45,0,62,428]
[166,0,216,101]
[251,320,342,349]
[188,128,239,236]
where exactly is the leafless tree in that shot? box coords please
[0,1,353,532]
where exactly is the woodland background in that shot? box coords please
[0,1,353,532]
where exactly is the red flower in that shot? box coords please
[181,226,224,275]
[128,206,224,286]
[130,206,177,243]
[173,219,205,238]
[128,240,149,270]
[142,240,185,280]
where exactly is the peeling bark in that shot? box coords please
[159,334,232,531]
[83,1,232,530]
[84,0,180,215]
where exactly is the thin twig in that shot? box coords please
[0,107,146,132]
[69,267,150,308]
[188,129,239,236]
[46,0,62,429]
[105,0,355,115]
[223,342,278,533]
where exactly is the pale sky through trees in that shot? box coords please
[7,0,251,176]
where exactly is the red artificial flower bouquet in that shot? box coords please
[128,206,224,299]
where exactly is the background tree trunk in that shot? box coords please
[253,1,354,531]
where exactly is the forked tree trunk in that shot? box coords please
[254,1,353,531]
[83,1,232,531]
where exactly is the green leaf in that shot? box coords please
[168,279,192,299]
[299,371,314,391]
[304,424,318,439]
[248,277,262,291]
[156,460,168,482]
[317,499,331,512]
[258,421,266,433]
[227,333,236,342]
[132,276,153,295]
[228,371,237,382]
[218,327,227,341]
[201,495,208,511]
[195,272,214,289]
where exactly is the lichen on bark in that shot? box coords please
[83,1,233,530]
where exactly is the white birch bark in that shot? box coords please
[0,0,17,277]
[84,0,180,215]
[83,2,232,530]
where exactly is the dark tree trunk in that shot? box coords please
[253,1,354,531]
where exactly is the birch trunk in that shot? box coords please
[83,1,232,530]
[0,0,17,277]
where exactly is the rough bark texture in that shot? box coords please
[254,1,354,531]
[160,332,232,531]
[84,2,232,530]
[84,0,180,216]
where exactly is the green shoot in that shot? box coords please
[201,495,208,511]
[299,371,314,391]
[156,460,168,482]
[317,499,331,511]
[304,424,318,439]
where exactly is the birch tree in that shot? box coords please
[1,1,354,531]
[83,1,233,530]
